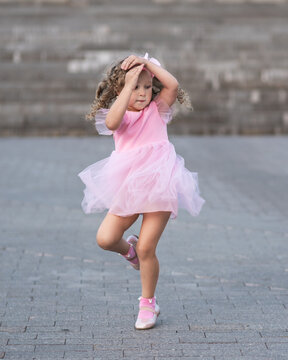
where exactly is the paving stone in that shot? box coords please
[1,352,37,360]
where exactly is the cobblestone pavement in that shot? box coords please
[0,136,288,359]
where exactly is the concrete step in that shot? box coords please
[0,1,288,135]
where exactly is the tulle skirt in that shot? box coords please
[78,141,205,219]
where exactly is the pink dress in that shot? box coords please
[78,96,205,219]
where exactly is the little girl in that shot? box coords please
[78,53,205,330]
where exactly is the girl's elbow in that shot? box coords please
[165,78,178,93]
[169,80,179,94]
[171,83,179,97]
[174,80,179,92]
[105,115,117,131]
[106,121,118,131]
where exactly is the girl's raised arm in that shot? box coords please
[121,55,179,107]
[105,64,144,131]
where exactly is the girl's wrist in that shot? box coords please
[142,57,148,66]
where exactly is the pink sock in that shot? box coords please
[138,296,156,320]
[123,245,138,266]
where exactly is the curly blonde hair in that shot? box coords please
[86,58,193,121]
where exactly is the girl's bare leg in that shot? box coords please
[136,211,171,299]
[96,213,139,255]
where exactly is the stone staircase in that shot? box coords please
[1,0,288,135]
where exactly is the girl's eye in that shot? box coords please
[145,85,152,89]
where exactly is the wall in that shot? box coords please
[0,0,288,135]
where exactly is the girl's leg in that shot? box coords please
[136,211,171,299]
[96,212,139,255]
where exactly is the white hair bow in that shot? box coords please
[144,52,161,67]
[143,52,161,78]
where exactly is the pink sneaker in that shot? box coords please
[135,296,160,330]
[121,235,139,270]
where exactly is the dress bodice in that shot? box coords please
[95,96,173,152]
[114,100,168,151]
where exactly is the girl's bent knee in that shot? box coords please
[96,231,115,250]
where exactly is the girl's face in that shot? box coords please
[127,70,153,112]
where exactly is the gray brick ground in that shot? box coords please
[0,136,288,359]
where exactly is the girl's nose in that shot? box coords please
[138,87,145,96]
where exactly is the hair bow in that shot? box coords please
[143,52,161,77]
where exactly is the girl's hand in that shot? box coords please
[124,64,144,90]
[121,55,147,71]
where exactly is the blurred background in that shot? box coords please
[0,0,288,136]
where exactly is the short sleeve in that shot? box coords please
[95,109,113,136]
[154,96,173,124]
